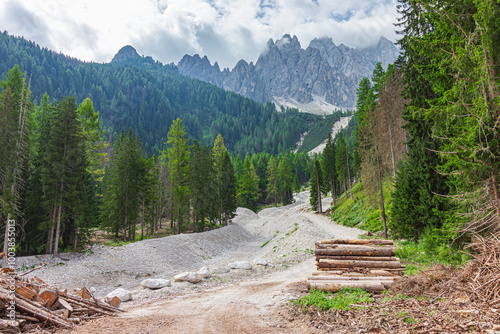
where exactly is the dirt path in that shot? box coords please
[52,192,361,334]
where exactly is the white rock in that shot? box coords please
[174,272,190,282]
[186,272,202,283]
[198,266,211,278]
[140,278,171,289]
[228,261,253,270]
[105,288,132,303]
[254,258,268,266]
[212,267,230,274]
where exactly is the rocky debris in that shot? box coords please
[253,258,268,266]
[198,267,211,278]
[174,272,203,284]
[177,34,399,111]
[140,279,171,290]
[211,267,230,274]
[228,261,253,270]
[105,288,132,303]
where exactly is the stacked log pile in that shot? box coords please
[307,239,405,293]
[0,267,124,331]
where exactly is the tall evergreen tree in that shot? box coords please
[278,156,294,205]
[238,156,260,212]
[321,133,338,206]
[310,160,324,212]
[164,118,190,233]
[220,151,237,224]
[266,156,279,206]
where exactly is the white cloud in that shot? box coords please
[0,0,399,68]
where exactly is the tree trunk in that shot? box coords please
[316,174,322,213]
[47,206,55,255]
[141,198,145,241]
[330,180,336,207]
[346,147,353,199]
[376,148,388,239]
[53,194,63,256]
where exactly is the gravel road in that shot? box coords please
[20,191,362,333]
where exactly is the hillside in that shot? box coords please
[0,32,337,156]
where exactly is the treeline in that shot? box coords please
[0,32,336,157]
[327,0,500,257]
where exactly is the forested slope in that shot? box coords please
[0,32,333,156]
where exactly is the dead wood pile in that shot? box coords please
[391,235,500,307]
[0,266,125,332]
[307,239,405,293]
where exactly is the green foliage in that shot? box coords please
[297,111,345,153]
[292,287,372,312]
[310,159,323,212]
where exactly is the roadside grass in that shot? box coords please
[292,287,373,311]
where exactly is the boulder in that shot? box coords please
[104,288,132,303]
[174,272,190,282]
[186,272,202,283]
[228,261,253,270]
[140,279,171,289]
[174,272,202,283]
[254,258,268,266]
[198,266,211,278]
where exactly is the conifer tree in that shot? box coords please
[220,151,237,224]
[266,156,279,206]
[278,156,294,205]
[321,133,338,206]
[310,160,323,212]
[237,156,260,212]
[164,118,190,233]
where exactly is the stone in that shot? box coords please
[104,288,132,303]
[173,272,190,282]
[186,272,202,283]
[140,279,171,289]
[228,261,253,270]
[198,266,211,278]
[254,258,268,266]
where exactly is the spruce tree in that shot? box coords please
[266,156,279,206]
[321,133,338,206]
[310,160,323,212]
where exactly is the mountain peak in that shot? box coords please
[111,45,140,63]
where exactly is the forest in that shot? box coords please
[306,0,500,264]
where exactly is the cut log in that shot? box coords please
[307,282,385,293]
[319,239,394,245]
[315,247,395,257]
[58,298,73,312]
[109,296,121,308]
[308,276,397,282]
[76,287,91,300]
[318,259,402,269]
[15,286,37,301]
[39,288,58,308]
[315,256,397,261]
[14,297,73,328]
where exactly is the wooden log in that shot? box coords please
[319,239,394,245]
[39,288,58,308]
[76,287,91,300]
[308,276,397,282]
[15,286,37,301]
[307,282,385,293]
[318,259,402,269]
[315,247,395,257]
[64,294,126,313]
[59,297,114,317]
[14,297,72,328]
[109,296,121,308]
[317,256,400,262]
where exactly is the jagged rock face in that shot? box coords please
[177,34,399,111]
[111,45,140,63]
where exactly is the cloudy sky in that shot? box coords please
[0,0,399,69]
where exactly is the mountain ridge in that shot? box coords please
[176,34,399,113]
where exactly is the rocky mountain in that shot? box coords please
[177,35,399,113]
[111,45,140,63]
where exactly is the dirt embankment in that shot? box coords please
[19,192,361,333]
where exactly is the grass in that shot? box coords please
[330,181,393,234]
[292,287,373,311]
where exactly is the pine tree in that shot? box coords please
[237,156,260,212]
[220,151,237,224]
[321,133,338,206]
[266,156,279,206]
[310,160,323,212]
[164,118,190,233]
